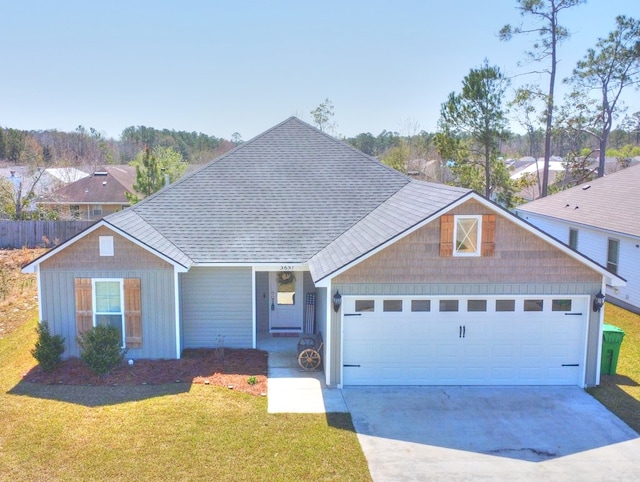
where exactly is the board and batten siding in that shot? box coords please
[39,225,177,359]
[181,267,253,349]
[40,269,176,359]
[517,211,639,311]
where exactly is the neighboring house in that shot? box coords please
[515,164,640,313]
[38,167,90,195]
[38,165,136,220]
[24,117,624,389]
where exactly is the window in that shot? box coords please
[467,300,487,312]
[496,299,515,312]
[454,215,482,256]
[569,229,578,250]
[94,280,125,347]
[607,238,619,274]
[552,299,572,312]
[439,300,459,312]
[524,299,544,312]
[383,300,402,312]
[74,278,142,349]
[70,205,80,219]
[440,214,495,257]
[276,271,295,305]
[411,300,431,312]
[92,205,103,217]
[355,300,375,312]
[99,236,114,256]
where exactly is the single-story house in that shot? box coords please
[38,165,136,220]
[516,163,640,313]
[23,117,624,388]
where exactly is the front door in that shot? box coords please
[269,271,303,332]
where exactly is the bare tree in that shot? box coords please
[567,15,640,177]
[500,0,585,197]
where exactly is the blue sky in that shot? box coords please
[1,0,638,141]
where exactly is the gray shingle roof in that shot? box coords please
[516,164,640,239]
[106,117,413,264]
[309,180,471,281]
[103,210,192,269]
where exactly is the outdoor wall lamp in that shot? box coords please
[333,290,342,313]
[593,291,605,312]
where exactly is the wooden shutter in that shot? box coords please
[124,278,142,348]
[74,278,93,336]
[440,214,454,257]
[481,214,496,257]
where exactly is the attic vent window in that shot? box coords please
[99,236,114,256]
[94,172,108,176]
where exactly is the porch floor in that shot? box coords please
[257,333,348,414]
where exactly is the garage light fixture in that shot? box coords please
[592,291,605,312]
[333,290,342,313]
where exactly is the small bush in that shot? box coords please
[31,321,65,372]
[77,325,127,375]
[247,376,257,385]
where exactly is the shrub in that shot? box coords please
[77,325,127,375]
[247,376,257,385]
[31,321,65,372]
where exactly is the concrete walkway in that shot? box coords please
[261,335,348,413]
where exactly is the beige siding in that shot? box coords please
[335,199,601,285]
[40,269,176,359]
[42,225,171,271]
[181,267,253,349]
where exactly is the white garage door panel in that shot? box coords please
[342,296,587,386]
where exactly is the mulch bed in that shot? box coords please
[23,348,269,396]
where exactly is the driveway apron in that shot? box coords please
[342,386,640,482]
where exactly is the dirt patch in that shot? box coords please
[0,248,46,339]
[23,348,269,396]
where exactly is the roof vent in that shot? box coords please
[565,203,570,207]
[582,185,591,190]
[102,181,107,186]
[574,206,579,210]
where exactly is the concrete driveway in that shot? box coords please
[342,386,640,481]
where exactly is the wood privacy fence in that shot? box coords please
[0,221,96,249]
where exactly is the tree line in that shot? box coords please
[0,124,237,170]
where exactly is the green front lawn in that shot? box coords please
[0,314,371,481]
[588,303,640,434]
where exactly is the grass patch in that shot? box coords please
[0,318,371,481]
[588,303,640,434]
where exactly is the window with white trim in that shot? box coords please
[569,228,578,250]
[75,278,142,349]
[93,279,125,347]
[453,215,482,256]
[607,238,619,274]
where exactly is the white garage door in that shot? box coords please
[342,295,588,386]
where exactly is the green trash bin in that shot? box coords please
[601,324,625,375]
